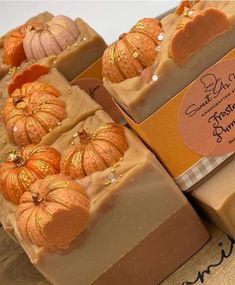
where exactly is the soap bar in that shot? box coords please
[190,159,235,239]
[104,1,235,123]
[0,12,53,80]
[0,110,209,285]
[0,13,107,100]
[0,68,100,161]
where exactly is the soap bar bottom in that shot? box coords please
[91,204,208,285]
[35,203,208,285]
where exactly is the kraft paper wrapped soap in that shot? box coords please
[0,108,209,285]
[101,1,235,192]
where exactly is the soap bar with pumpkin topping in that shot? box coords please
[0,12,107,99]
[0,110,209,285]
[0,12,53,80]
[0,67,101,162]
[190,159,235,239]
[103,1,235,122]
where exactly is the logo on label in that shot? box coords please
[178,59,235,156]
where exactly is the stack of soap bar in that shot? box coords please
[190,159,235,239]
[104,1,235,122]
[0,107,209,285]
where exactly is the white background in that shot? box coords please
[0,1,177,44]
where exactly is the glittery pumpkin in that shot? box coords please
[3,81,67,147]
[23,15,80,61]
[3,22,43,66]
[0,145,61,205]
[61,123,128,178]
[102,18,163,83]
[176,0,200,15]
[16,175,90,250]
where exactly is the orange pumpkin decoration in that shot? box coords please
[0,145,61,205]
[16,175,90,250]
[176,1,191,15]
[176,0,200,15]
[3,81,67,147]
[102,18,164,83]
[3,22,42,66]
[61,123,128,179]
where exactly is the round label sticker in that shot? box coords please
[178,59,235,157]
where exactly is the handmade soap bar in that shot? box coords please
[0,12,107,94]
[101,1,235,192]
[0,67,100,161]
[0,110,209,285]
[0,12,53,80]
[190,159,235,239]
[104,1,235,123]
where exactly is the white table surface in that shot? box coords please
[0,1,177,44]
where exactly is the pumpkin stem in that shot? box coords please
[27,22,45,33]
[12,96,23,105]
[7,151,26,167]
[119,33,128,40]
[32,192,44,205]
[78,129,92,145]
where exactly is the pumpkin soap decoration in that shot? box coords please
[16,175,90,250]
[23,15,80,61]
[102,18,164,83]
[3,81,67,147]
[3,22,43,67]
[61,123,128,179]
[0,145,61,205]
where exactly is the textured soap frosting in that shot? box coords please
[0,110,187,260]
[104,1,235,122]
[0,68,100,162]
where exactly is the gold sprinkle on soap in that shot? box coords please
[133,52,139,58]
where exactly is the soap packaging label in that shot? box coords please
[178,59,235,157]
[113,48,235,192]
[69,44,235,192]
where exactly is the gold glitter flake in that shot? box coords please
[133,52,139,58]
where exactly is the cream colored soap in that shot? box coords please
[104,1,235,123]
[0,110,209,285]
[191,158,235,239]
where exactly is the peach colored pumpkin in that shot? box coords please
[102,18,163,83]
[23,15,80,61]
[3,22,42,66]
[3,81,67,147]
[16,175,90,250]
[0,145,61,205]
[61,123,128,179]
